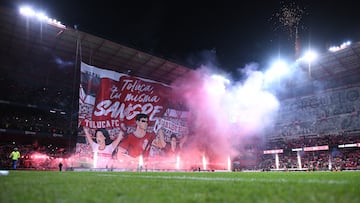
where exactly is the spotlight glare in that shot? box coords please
[19,6,35,17]
[264,59,289,83]
[296,49,318,64]
[303,50,317,63]
[35,12,48,21]
[329,41,352,52]
[18,5,66,29]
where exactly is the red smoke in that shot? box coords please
[170,64,280,170]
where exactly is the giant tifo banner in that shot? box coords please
[75,62,189,169]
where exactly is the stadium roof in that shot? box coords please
[300,42,360,81]
[0,6,193,86]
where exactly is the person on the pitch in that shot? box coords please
[9,147,21,170]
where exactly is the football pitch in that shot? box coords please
[0,170,359,203]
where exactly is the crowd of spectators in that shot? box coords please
[0,102,76,135]
[0,102,76,170]
[0,141,70,170]
[0,59,78,170]
[0,57,76,112]
[257,134,360,171]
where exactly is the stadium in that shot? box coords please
[1,3,360,173]
[1,4,360,203]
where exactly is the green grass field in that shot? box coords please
[0,170,359,203]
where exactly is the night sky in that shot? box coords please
[5,0,360,77]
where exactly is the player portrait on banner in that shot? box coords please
[116,113,166,159]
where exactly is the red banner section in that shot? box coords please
[79,62,173,128]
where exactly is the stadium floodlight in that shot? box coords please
[19,6,36,17]
[35,12,48,21]
[329,41,351,52]
[264,59,289,85]
[297,50,318,78]
[302,50,317,64]
[304,50,317,78]
[19,5,66,29]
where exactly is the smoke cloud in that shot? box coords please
[170,62,280,167]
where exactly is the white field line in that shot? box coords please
[96,174,349,185]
